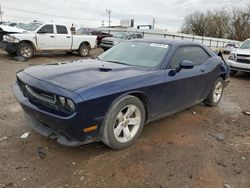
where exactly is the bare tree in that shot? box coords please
[226,8,250,41]
[181,6,250,41]
[181,11,208,36]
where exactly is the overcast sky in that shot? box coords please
[1,0,249,32]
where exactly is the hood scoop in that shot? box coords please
[98,67,112,72]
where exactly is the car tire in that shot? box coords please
[204,77,224,106]
[101,95,146,150]
[230,70,237,76]
[78,44,90,57]
[17,42,34,59]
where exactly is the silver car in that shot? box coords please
[227,39,250,75]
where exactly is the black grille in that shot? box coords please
[17,78,55,104]
[237,55,250,64]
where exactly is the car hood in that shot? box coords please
[232,48,250,55]
[22,59,152,91]
[0,25,26,33]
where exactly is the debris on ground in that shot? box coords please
[1,182,13,188]
[216,160,227,167]
[241,156,246,160]
[20,132,30,139]
[165,160,176,166]
[0,136,8,141]
[242,111,250,116]
[192,111,197,115]
[72,162,76,166]
[37,147,49,160]
[14,56,27,62]
[224,183,233,188]
[209,132,225,141]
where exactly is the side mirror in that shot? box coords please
[169,60,194,76]
[177,60,194,72]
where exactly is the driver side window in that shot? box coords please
[169,45,210,68]
[38,25,54,34]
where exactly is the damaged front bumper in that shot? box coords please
[0,41,18,53]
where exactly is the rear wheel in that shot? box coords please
[17,42,34,59]
[78,44,90,57]
[101,95,145,149]
[204,77,224,106]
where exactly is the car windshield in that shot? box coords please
[98,41,170,68]
[113,32,129,39]
[20,22,43,31]
[240,40,250,49]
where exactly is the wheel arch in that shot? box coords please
[18,40,36,50]
[108,91,150,123]
[79,41,91,50]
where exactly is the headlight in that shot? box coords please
[59,96,66,106]
[228,53,237,61]
[57,96,75,112]
[67,99,75,112]
[3,35,19,43]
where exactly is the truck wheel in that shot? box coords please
[78,44,90,57]
[101,95,145,150]
[17,42,34,59]
[204,77,224,106]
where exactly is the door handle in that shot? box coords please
[50,36,55,38]
[66,36,71,38]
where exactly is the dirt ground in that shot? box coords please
[0,49,249,188]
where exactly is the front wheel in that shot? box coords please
[101,95,146,150]
[78,44,90,57]
[204,77,224,106]
[17,42,34,59]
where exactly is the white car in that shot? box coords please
[223,43,238,54]
[1,22,96,58]
[227,39,250,75]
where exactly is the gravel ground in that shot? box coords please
[0,49,249,188]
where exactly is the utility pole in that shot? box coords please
[101,20,105,27]
[0,4,3,22]
[106,9,111,27]
[152,17,155,29]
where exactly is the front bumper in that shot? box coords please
[227,60,250,72]
[12,77,100,147]
[100,43,113,50]
[0,41,18,53]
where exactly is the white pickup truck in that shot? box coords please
[1,22,97,58]
[227,39,250,75]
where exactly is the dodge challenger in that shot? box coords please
[13,39,230,149]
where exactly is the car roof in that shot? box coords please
[132,38,203,46]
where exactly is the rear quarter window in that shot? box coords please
[56,25,68,34]
[169,45,210,68]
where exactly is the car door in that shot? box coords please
[163,45,212,114]
[55,25,71,50]
[36,24,55,50]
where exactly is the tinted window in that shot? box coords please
[169,46,210,68]
[56,25,68,34]
[38,25,54,34]
[136,34,143,38]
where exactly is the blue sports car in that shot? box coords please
[13,39,230,149]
